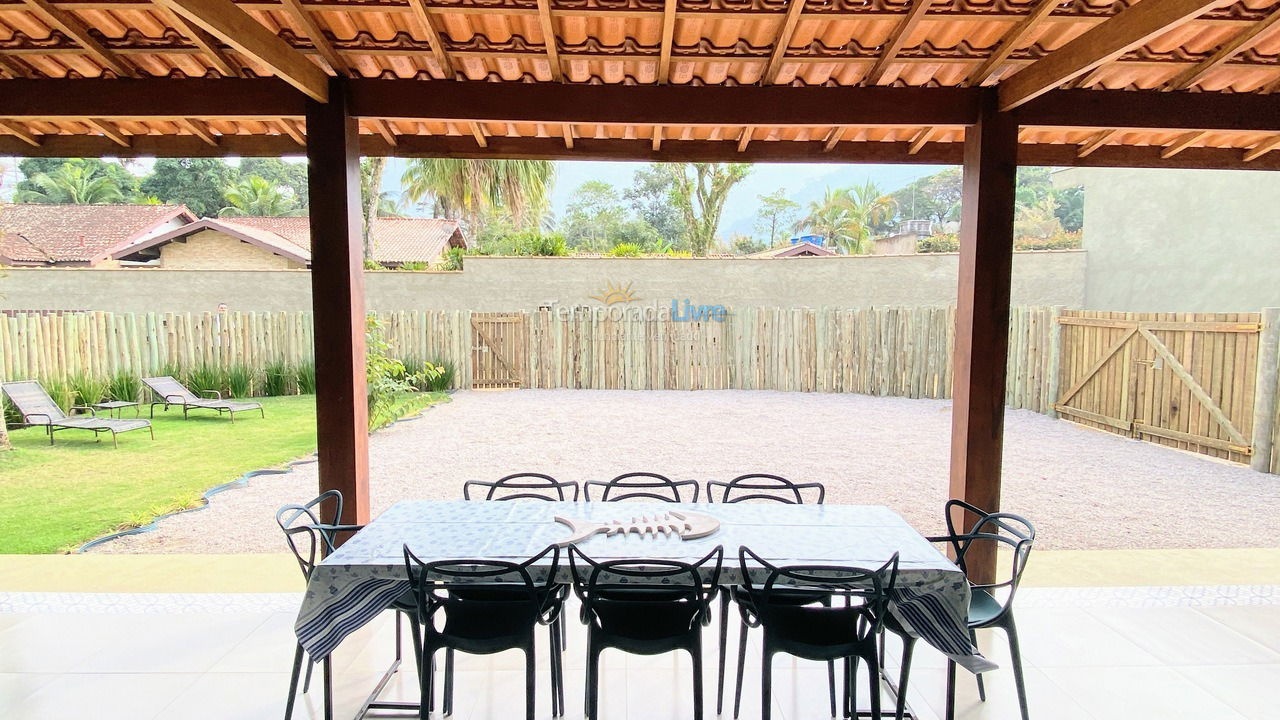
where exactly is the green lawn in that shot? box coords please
[0,392,447,553]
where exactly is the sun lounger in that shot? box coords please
[142,375,265,422]
[2,380,153,448]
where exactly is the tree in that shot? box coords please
[886,167,962,225]
[1014,196,1065,242]
[140,158,239,217]
[843,181,896,254]
[753,189,799,247]
[401,159,555,230]
[665,163,752,256]
[14,159,127,204]
[15,158,140,201]
[219,176,301,217]
[1052,185,1084,232]
[625,164,684,248]
[797,189,861,252]
[731,234,766,255]
[559,181,629,252]
[239,158,309,208]
[360,157,389,259]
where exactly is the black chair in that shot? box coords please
[463,472,581,501]
[583,471,700,502]
[403,544,566,719]
[568,544,724,720]
[734,546,899,720]
[707,474,830,716]
[881,499,1036,720]
[276,490,420,720]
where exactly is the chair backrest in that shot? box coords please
[275,490,346,581]
[584,472,700,503]
[707,474,825,505]
[2,380,68,424]
[940,499,1035,621]
[403,544,561,638]
[739,545,900,638]
[463,473,580,502]
[568,545,724,631]
[142,376,198,402]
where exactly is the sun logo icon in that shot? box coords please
[590,280,640,305]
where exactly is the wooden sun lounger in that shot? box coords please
[142,376,265,422]
[1,380,154,448]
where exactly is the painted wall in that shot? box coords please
[4,251,1086,313]
[158,230,305,271]
[1056,167,1280,312]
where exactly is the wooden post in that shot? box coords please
[950,90,1018,582]
[1251,307,1279,472]
[306,77,371,529]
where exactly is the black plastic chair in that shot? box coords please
[881,499,1036,720]
[568,544,724,720]
[583,471,700,502]
[734,546,899,720]
[276,490,420,720]
[463,473,581,501]
[403,544,566,720]
[707,474,830,716]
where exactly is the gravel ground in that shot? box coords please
[95,389,1280,553]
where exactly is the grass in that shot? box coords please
[0,392,449,554]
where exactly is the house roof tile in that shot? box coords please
[0,203,197,264]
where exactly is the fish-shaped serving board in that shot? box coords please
[553,510,720,547]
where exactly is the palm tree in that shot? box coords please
[842,181,897,254]
[796,182,896,254]
[400,159,554,229]
[14,160,125,204]
[219,176,301,217]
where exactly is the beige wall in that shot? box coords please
[3,251,1086,313]
[157,230,305,271]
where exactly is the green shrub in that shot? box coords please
[400,356,449,392]
[186,364,226,397]
[397,261,430,271]
[363,258,383,271]
[226,363,256,398]
[108,372,141,403]
[68,372,110,407]
[43,377,76,414]
[4,396,23,426]
[423,358,456,391]
[262,360,294,397]
[607,243,642,257]
[366,316,415,425]
[917,233,959,253]
[295,360,316,395]
[439,247,464,271]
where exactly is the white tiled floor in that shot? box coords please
[1,587,1277,720]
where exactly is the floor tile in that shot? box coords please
[1005,607,1163,668]
[1174,664,1280,720]
[1194,605,1280,656]
[71,613,273,673]
[1045,666,1247,720]
[1088,607,1280,666]
[9,672,201,720]
[0,673,58,716]
[911,664,1095,720]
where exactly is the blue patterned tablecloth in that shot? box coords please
[296,500,995,672]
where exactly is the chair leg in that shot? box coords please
[733,618,749,719]
[303,660,314,693]
[322,655,333,720]
[894,637,916,720]
[285,643,304,720]
[970,627,986,702]
[866,650,881,720]
[691,640,704,720]
[587,642,601,720]
[548,623,562,717]
[845,656,858,718]
[828,659,837,718]
[444,646,455,716]
[525,645,537,720]
[944,659,956,720]
[409,617,424,702]
[760,648,773,720]
[1004,619,1031,720]
[717,591,729,715]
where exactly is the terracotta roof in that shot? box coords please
[0,203,197,264]
[750,241,838,257]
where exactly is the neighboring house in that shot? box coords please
[871,220,933,256]
[750,240,837,258]
[110,216,468,270]
[0,203,197,267]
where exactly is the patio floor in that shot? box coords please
[1,584,1276,720]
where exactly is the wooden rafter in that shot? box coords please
[404,0,454,77]
[276,118,306,145]
[1077,128,1117,157]
[0,119,40,147]
[1160,129,1207,158]
[998,0,1221,110]
[22,0,134,77]
[1244,135,1280,162]
[561,123,574,149]
[155,0,330,101]
[1166,9,1280,90]
[908,126,935,154]
[652,125,662,151]
[370,118,398,146]
[178,117,218,146]
[470,121,488,147]
[535,0,564,82]
[762,0,808,85]
[278,0,346,76]
[864,0,936,86]
[164,8,240,77]
[657,0,678,83]
[822,126,845,152]
[968,0,1061,87]
[85,118,130,147]
[738,125,753,152]
[0,53,32,79]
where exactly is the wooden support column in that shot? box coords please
[306,77,370,529]
[950,90,1018,582]
[1251,307,1280,473]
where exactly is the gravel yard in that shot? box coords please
[96,389,1280,553]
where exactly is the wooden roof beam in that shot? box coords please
[0,119,40,147]
[652,125,662,151]
[22,0,134,77]
[85,118,131,147]
[1244,135,1280,162]
[968,0,1061,87]
[0,53,32,79]
[657,0,678,83]
[1166,9,1280,90]
[155,0,330,101]
[738,126,753,152]
[865,0,936,86]
[908,126,935,154]
[998,0,1221,110]
[278,0,347,76]
[762,0,808,85]
[1077,128,1117,157]
[370,118,398,146]
[165,8,240,77]
[469,121,488,147]
[823,126,844,152]
[179,117,218,146]
[1160,129,1207,158]
[562,123,574,149]
[535,0,564,82]
[276,118,306,145]
[404,0,454,78]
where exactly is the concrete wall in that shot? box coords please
[3,251,1086,313]
[1056,167,1280,312]
[158,230,305,271]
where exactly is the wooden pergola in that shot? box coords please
[4,0,1279,573]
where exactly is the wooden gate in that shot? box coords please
[470,312,527,388]
[1055,311,1261,464]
